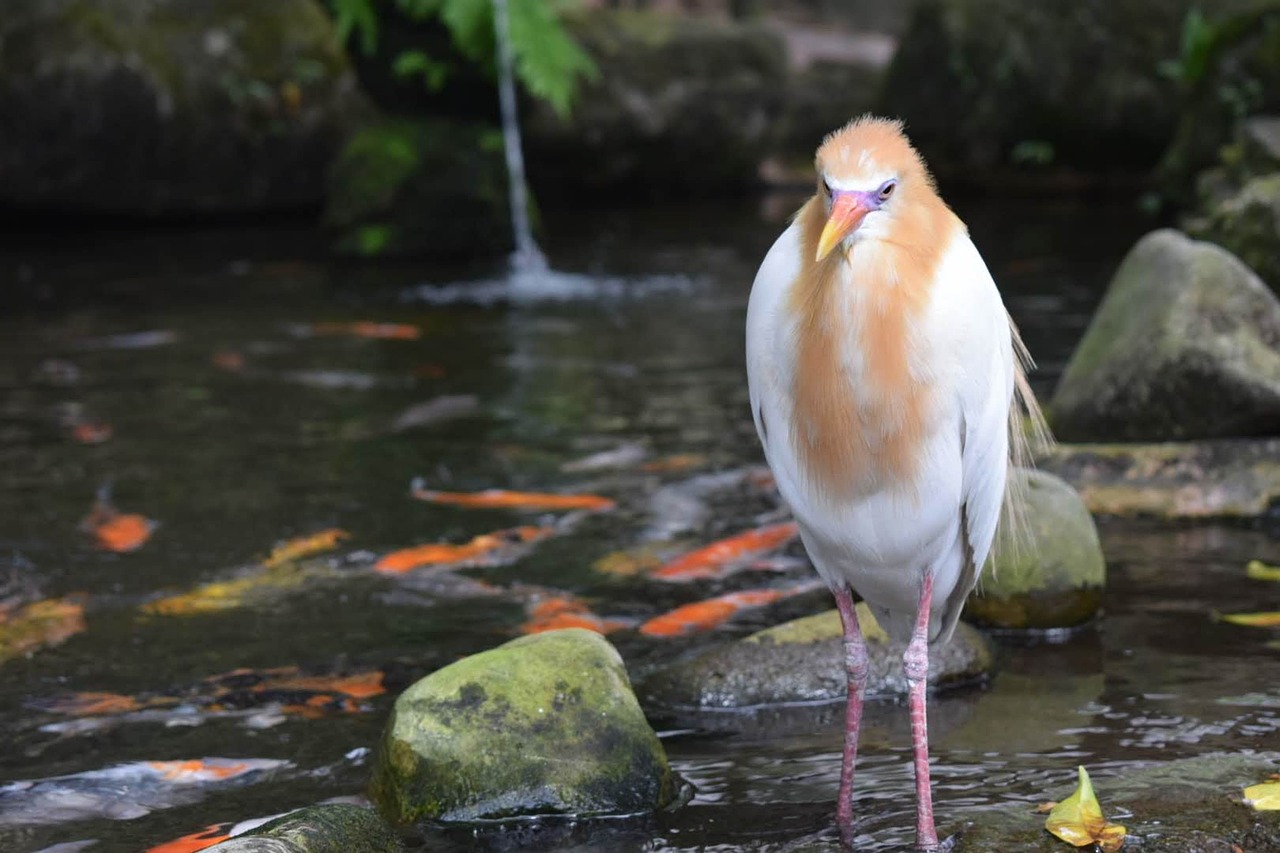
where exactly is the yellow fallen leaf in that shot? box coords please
[1217,611,1280,628]
[1045,766,1126,851]
[1246,560,1280,582]
[1243,780,1280,810]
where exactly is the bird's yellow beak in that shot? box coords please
[816,192,870,261]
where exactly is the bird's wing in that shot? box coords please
[933,232,1016,642]
[745,218,804,464]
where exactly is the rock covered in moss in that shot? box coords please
[206,804,401,852]
[1048,229,1280,441]
[369,628,678,824]
[523,10,786,198]
[323,118,512,259]
[1188,174,1280,291]
[881,0,1280,181]
[0,0,368,216]
[640,603,993,710]
[964,469,1104,631]
[1038,438,1280,519]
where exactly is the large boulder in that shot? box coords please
[323,119,511,259]
[523,11,787,199]
[880,0,1269,180]
[640,603,993,711]
[965,469,1105,632]
[0,0,368,216]
[369,628,678,823]
[1048,229,1280,441]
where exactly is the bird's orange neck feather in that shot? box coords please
[786,192,959,499]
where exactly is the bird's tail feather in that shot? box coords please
[997,313,1055,561]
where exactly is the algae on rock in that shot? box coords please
[369,628,678,824]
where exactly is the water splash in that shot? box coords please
[492,0,547,275]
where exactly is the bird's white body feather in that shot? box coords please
[746,218,1014,643]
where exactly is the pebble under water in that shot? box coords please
[0,196,1277,852]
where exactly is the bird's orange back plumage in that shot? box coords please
[786,116,961,500]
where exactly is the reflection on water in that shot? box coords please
[0,197,1276,851]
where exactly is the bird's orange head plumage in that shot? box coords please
[787,116,960,501]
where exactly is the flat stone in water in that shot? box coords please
[1039,438,1280,519]
[954,752,1280,851]
[205,804,400,852]
[639,604,993,711]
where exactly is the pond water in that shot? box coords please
[0,194,1277,852]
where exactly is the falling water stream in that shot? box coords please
[492,0,548,275]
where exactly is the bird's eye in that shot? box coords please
[822,180,833,198]
[878,180,897,201]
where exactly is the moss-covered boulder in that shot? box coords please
[1038,439,1280,519]
[323,118,511,260]
[1188,174,1280,291]
[1048,229,1280,441]
[965,470,1104,631]
[640,603,993,711]
[369,628,678,824]
[206,804,401,852]
[881,0,1277,181]
[0,0,368,216]
[523,10,787,199]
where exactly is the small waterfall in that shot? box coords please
[492,0,548,274]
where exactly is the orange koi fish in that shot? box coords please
[520,595,628,635]
[409,478,616,512]
[375,526,553,574]
[310,321,421,340]
[638,583,820,637]
[70,421,113,445]
[148,821,237,853]
[651,521,799,582]
[79,486,155,553]
[211,350,246,372]
[261,529,349,568]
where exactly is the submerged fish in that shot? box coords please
[303,321,421,340]
[0,597,87,663]
[638,582,822,637]
[519,593,628,636]
[409,478,616,512]
[388,395,480,433]
[77,329,179,350]
[34,667,385,733]
[375,526,555,575]
[78,485,156,553]
[651,521,799,582]
[0,758,289,826]
[142,564,319,616]
[261,529,349,569]
[641,466,774,542]
[560,442,648,473]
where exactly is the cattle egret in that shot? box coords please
[745,115,1047,849]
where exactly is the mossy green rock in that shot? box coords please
[1049,229,1280,441]
[965,469,1104,630]
[207,804,401,852]
[640,604,993,710]
[0,0,368,215]
[523,10,786,198]
[1188,173,1280,291]
[369,628,678,823]
[1038,438,1280,519]
[324,118,510,260]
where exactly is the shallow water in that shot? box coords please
[1,195,1277,852]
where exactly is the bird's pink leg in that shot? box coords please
[904,572,939,850]
[833,585,868,843]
